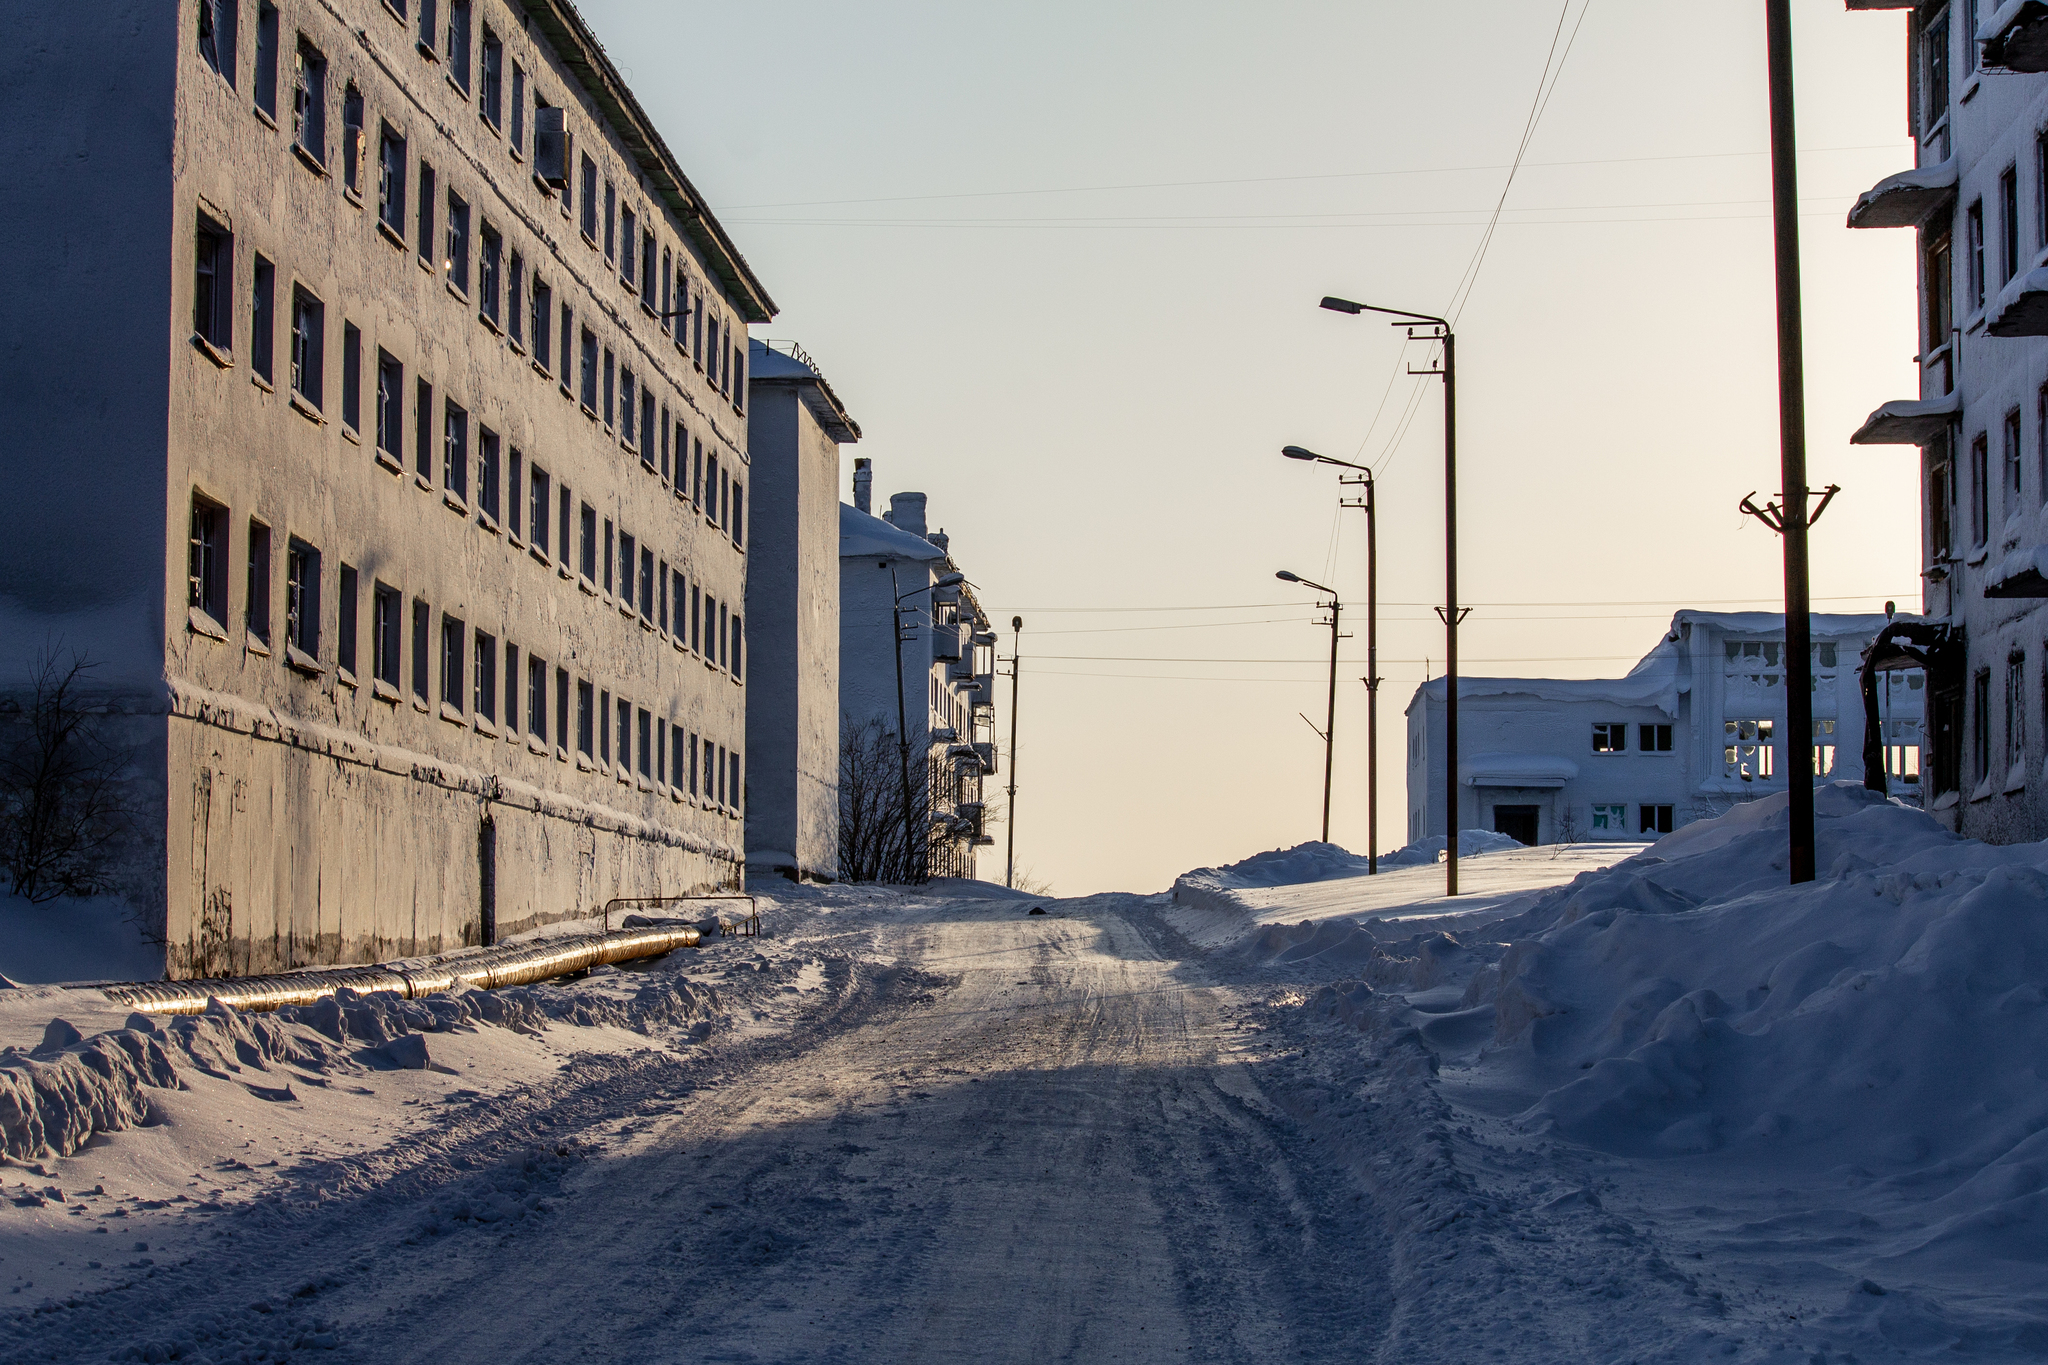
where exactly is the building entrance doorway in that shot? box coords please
[1492,804,1540,846]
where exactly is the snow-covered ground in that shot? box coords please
[3,788,2045,1362]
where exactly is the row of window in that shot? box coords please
[187,491,743,806]
[1588,723,1674,754]
[1962,646,2048,790]
[1931,379,2048,558]
[1587,803,1676,836]
[196,0,746,430]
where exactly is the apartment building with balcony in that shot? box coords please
[744,339,859,882]
[1846,0,2048,838]
[840,466,997,881]
[0,0,769,977]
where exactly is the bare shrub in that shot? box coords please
[838,715,932,885]
[0,652,135,903]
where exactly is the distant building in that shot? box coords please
[1405,613,1922,846]
[1844,4,2048,838]
[744,340,859,882]
[0,0,770,976]
[840,465,997,879]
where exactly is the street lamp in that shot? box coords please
[1281,446,1378,874]
[1276,570,1342,845]
[886,564,965,883]
[1320,294,1460,896]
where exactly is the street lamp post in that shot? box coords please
[1282,446,1378,874]
[886,564,965,884]
[1320,295,1458,896]
[1005,614,1022,890]
[1277,571,1341,844]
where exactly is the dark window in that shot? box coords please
[717,601,728,669]
[246,520,272,644]
[199,0,237,85]
[510,63,526,154]
[1972,430,1991,545]
[341,84,362,193]
[671,568,685,636]
[641,389,655,456]
[527,655,548,741]
[478,426,500,522]
[555,669,569,757]
[559,488,571,566]
[1591,722,1626,753]
[472,630,496,722]
[577,680,595,757]
[619,366,635,443]
[415,378,433,479]
[616,698,630,769]
[446,191,470,293]
[598,690,611,763]
[411,600,431,702]
[1968,199,1985,311]
[707,453,720,523]
[251,254,275,382]
[1974,666,1992,782]
[285,538,319,657]
[337,563,358,676]
[2038,130,2048,251]
[603,518,613,593]
[733,481,744,548]
[341,321,360,430]
[639,546,654,622]
[560,303,574,387]
[672,726,686,791]
[253,3,279,119]
[2006,407,2024,511]
[732,615,743,682]
[602,348,614,427]
[290,286,323,406]
[529,465,550,552]
[2002,166,2021,287]
[1926,231,1953,367]
[417,160,436,264]
[376,351,402,459]
[373,584,401,688]
[690,584,701,653]
[1930,431,1954,561]
[579,155,598,240]
[619,532,636,610]
[443,399,467,500]
[479,27,502,127]
[634,708,650,778]
[378,126,406,232]
[642,232,657,308]
[441,615,465,710]
[1964,0,1979,76]
[580,329,598,410]
[416,0,438,56]
[446,0,471,91]
[1637,723,1673,752]
[478,223,501,324]
[508,251,523,344]
[2009,651,2027,768]
[1638,804,1674,836]
[1927,7,1950,128]
[532,277,552,368]
[620,206,636,284]
[603,179,616,261]
[535,101,567,187]
[194,214,233,348]
[291,39,326,164]
[188,494,227,623]
[503,642,518,733]
[579,503,597,580]
[657,559,669,633]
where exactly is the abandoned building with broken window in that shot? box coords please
[1404,613,1919,847]
[1845,2,2048,840]
[2,0,772,976]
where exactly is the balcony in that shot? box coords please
[1986,544,2048,598]
[1850,391,1961,446]
[1846,159,1956,229]
[1988,265,2048,336]
[1982,1,2048,71]
[932,623,964,663]
[973,741,997,775]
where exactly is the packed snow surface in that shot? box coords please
[4,788,2046,1362]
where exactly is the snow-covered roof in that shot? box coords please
[1986,544,2048,599]
[1988,265,2048,338]
[840,502,947,562]
[1850,391,1961,446]
[1981,0,2048,71]
[749,339,861,442]
[1460,753,1580,788]
[1846,159,1956,230]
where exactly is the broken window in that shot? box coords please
[340,322,360,431]
[507,250,523,345]
[577,680,594,758]
[194,213,233,350]
[603,348,615,428]
[446,191,470,293]
[411,599,430,703]
[189,493,227,625]
[1637,723,1672,752]
[619,366,635,445]
[510,62,526,154]
[416,0,438,58]
[579,329,598,412]
[527,655,548,742]
[246,520,272,645]
[291,38,326,165]
[251,254,275,383]
[579,155,598,241]
[253,3,279,120]
[603,179,617,262]
[639,546,654,624]
[637,709,652,779]
[478,222,500,324]
[1589,803,1625,833]
[337,564,358,677]
[602,518,614,593]
[2008,653,2027,771]
[502,642,517,733]
[618,532,636,611]
[642,232,658,309]
[1638,804,1674,836]
[373,583,400,689]
[378,126,406,233]
[446,0,472,92]
[1972,430,1990,546]
[532,277,552,369]
[1724,719,1774,780]
[478,26,502,127]
[1968,199,1985,312]
[555,669,569,758]
[478,425,500,523]
[2001,165,2020,287]
[199,0,236,85]
[376,352,402,461]
[285,538,319,658]
[441,614,465,712]
[579,503,597,581]
[1815,718,1837,776]
[472,630,495,723]
[1590,723,1626,753]
[620,206,636,285]
[289,285,323,407]
[442,398,467,502]
[528,465,549,553]
[642,389,656,457]
[342,84,362,193]
[616,699,631,773]
[1929,432,1954,560]
[417,161,437,265]
[1974,667,1992,783]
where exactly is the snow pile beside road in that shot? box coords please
[1173,831,1523,920]
[1468,781,2048,1274]
[1378,828,1525,869]
[1,970,723,1161]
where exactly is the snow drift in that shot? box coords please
[1173,831,1523,914]
[1462,782,2048,1271]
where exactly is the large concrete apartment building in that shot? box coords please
[3,0,771,976]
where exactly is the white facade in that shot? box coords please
[840,469,997,880]
[744,340,857,881]
[0,0,770,977]
[1846,2,2048,841]
[1405,613,1923,845]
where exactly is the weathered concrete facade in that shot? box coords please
[0,0,772,976]
[840,473,997,880]
[744,340,857,881]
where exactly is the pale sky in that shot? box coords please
[580,0,1922,895]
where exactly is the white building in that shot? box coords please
[840,464,997,880]
[1405,613,1922,845]
[0,0,769,977]
[744,340,859,882]
[1845,2,2048,840]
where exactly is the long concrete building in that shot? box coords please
[2,0,771,976]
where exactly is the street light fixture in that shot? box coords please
[1276,570,1342,845]
[1280,445,1379,874]
[1321,294,1460,896]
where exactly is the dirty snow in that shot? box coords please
[3,789,2045,1361]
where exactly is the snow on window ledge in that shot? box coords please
[1970,777,1997,803]
[2007,762,2029,794]
[1933,790,1960,811]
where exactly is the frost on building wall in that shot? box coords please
[839,469,997,881]
[744,340,858,882]
[1844,2,2048,842]
[0,0,772,977]
[1405,613,1920,846]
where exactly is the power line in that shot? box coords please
[1000,593,1912,612]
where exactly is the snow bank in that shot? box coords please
[0,970,723,1161]
[1464,782,2048,1269]
[1378,828,1524,869]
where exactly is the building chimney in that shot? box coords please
[928,529,949,555]
[888,492,927,539]
[852,457,872,514]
